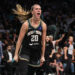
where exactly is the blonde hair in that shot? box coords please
[31,4,41,11]
[49,35,53,39]
[12,4,41,23]
[12,4,31,23]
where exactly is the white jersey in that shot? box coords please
[8,51,13,61]
[68,44,74,55]
[52,41,56,52]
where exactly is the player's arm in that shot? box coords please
[14,21,28,62]
[56,34,65,43]
[64,46,68,60]
[40,21,47,63]
[72,49,75,60]
[49,42,55,58]
[49,49,55,58]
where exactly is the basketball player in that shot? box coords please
[14,4,47,75]
[63,36,75,75]
[49,34,65,52]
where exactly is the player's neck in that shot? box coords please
[31,17,40,24]
[69,41,73,45]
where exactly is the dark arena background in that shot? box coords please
[0,0,75,75]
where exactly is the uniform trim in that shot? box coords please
[19,45,29,62]
[28,19,41,29]
[28,64,40,67]
[19,56,29,62]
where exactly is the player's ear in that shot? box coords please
[31,11,33,15]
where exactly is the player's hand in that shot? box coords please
[49,55,52,58]
[64,56,68,60]
[72,56,74,60]
[7,60,12,63]
[40,56,45,66]
[14,55,18,62]
[62,34,65,37]
[1,55,4,59]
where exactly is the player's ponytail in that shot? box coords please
[12,4,32,23]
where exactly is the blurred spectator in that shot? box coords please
[0,36,4,74]
[3,44,15,75]
[0,40,3,64]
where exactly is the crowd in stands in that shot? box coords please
[0,0,75,75]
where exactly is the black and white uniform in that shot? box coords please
[65,43,75,58]
[63,42,75,73]
[19,19,42,66]
[42,41,54,74]
[19,19,43,75]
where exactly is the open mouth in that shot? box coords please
[37,13,41,15]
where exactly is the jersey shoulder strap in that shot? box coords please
[73,42,75,49]
[67,42,75,49]
[28,19,31,28]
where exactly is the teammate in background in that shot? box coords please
[49,34,65,52]
[63,36,75,75]
[43,36,55,75]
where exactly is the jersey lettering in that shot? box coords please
[31,35,38,42]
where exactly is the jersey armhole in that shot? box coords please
[40,20,43,31]
[27,19,32,30]
[24,20,29,34]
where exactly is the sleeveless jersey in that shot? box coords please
[26,19,42,49]
[19,19,43,65]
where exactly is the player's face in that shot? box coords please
[46,36,50,42]
[49,37,53,41]
[69,36,73,42]
[32,5,41,19]
[7,46,12,51]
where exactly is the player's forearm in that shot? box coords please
[54,59,56,64]
[41,42,45,57]
[64,47,67,57]
[64,51,67,57]
[51,49,55,55]
[72,49,75,60]
[15,40,22,56]
[41,22,46,58]
[57,34,64,42]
